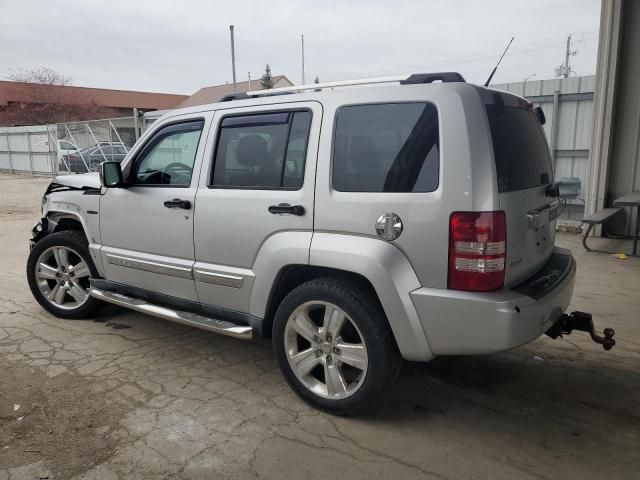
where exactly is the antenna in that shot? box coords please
[483,36,514,87]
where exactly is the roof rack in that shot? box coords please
[401,72,466,84]
[243,72,465,98]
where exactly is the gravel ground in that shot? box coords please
[1,172,639,480]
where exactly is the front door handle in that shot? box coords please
[268,203,305,216]
[164,198,191,209]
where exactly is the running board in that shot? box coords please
[89,288,253,340]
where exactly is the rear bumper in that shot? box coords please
[410,247,576,355]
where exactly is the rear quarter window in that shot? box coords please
[332,103,439,193]
[486,104,553,193]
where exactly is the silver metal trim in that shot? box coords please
[105,253,193,279]
[193,269,244,288]
[246,75,406,97]
[89,288,253,340]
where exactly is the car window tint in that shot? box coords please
[212,111,312,189]
[332,103,439,192]
[486,105,553,192]
[132,121,204,186]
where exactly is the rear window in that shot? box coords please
[332,103,439,192]
[486,105,553,193]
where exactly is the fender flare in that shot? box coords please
[44,207,105,275]
[249,231,313,318]
[308,233,433,361]
[46,210,89,234]
[250,231,433,362]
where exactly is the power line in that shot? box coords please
[327,32,597,82]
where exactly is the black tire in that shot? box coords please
[27,230,104,319]
[272,277,401,415]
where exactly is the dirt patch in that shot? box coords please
[0,361,130,478]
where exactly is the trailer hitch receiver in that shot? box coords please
[546,311,616,350]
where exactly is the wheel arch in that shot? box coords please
[261,265,381,339]
[43,210,104,275]
[46,211,88,236]
[258,233,434,362]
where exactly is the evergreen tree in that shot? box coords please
[260,64,274,89]
[314,76,320,84]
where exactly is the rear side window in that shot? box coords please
[332,103,439,192]
[211,111,312,189]
[486,105,553,192]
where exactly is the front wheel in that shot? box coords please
[27,230,104,319]
[273,278,401,415]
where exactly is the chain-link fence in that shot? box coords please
[1,116,140,176]
[55,117,138,174]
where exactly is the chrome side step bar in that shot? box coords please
[89,288,253,340]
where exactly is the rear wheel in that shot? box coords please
[273,278,400,415]
[27,230,103,319]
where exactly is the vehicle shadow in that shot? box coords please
[365,347,640,466]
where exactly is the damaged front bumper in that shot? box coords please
[29,218,49,249]
[546,310,616,350]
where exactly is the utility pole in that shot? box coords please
[558,34,577,78]
[230,25,237,92]
[248,72,252,91]
[301,34,306,85]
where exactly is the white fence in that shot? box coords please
[0,125,58,175]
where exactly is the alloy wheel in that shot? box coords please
[284,301,368,399]
[34,246,91,310]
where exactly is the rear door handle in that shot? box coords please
[268,203,305,216]
[164,198,191,209]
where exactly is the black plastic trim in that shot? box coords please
[400,72,466,84]
[513,247,573,300]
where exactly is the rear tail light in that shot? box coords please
[448,211,506,292]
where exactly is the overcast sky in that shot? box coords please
[1,0,601,95]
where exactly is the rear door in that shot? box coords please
[193,102,321,313]
[485,95,558,286]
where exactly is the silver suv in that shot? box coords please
[26,73,614,414]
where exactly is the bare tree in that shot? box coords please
[1,67,112,125]
[8,67,73,86]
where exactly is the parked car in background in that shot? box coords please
[64,143,127,173]
[57,140,78,159]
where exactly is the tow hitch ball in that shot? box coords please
[546,311,616,351]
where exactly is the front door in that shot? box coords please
[99,116,210,302]
[193,102,322,312]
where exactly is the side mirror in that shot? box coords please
[100,161,124,188]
